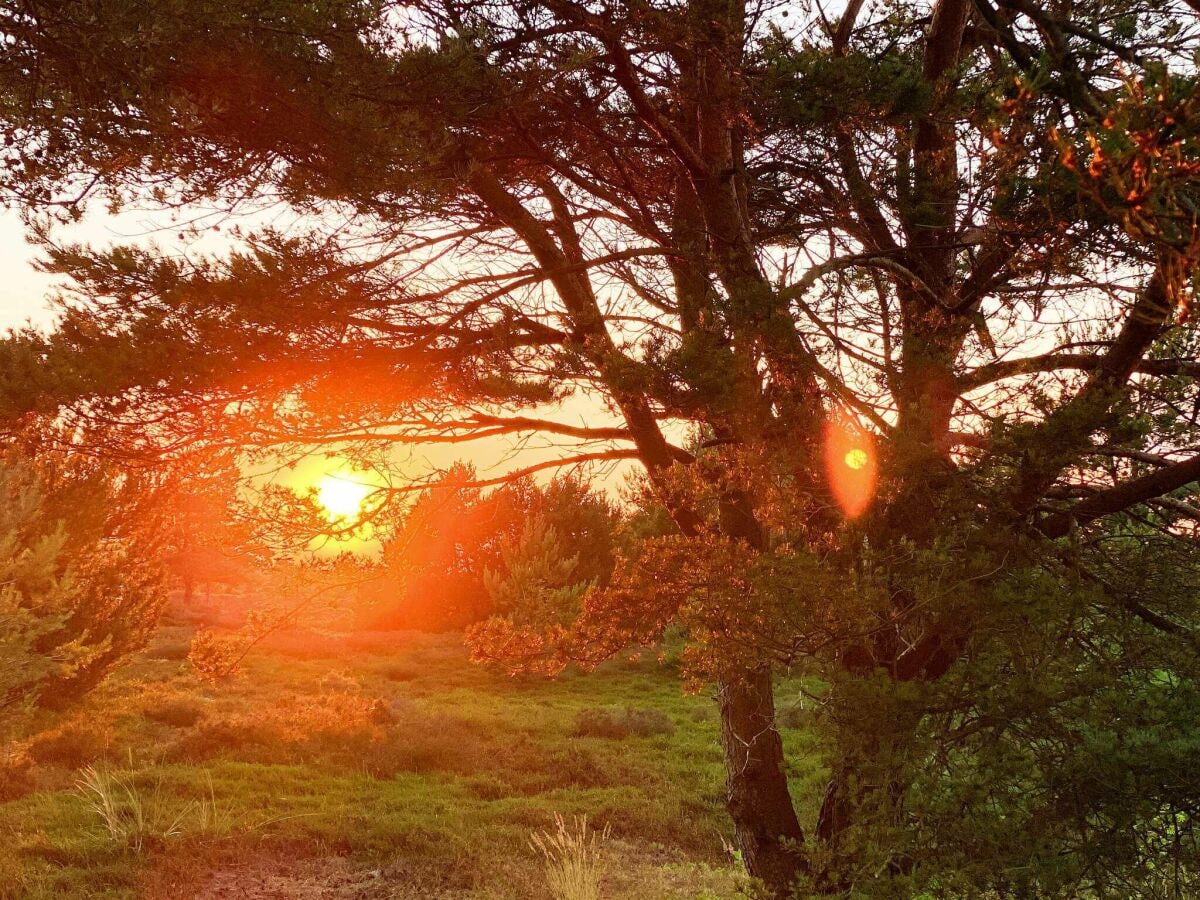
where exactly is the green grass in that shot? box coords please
[0,622,823,898]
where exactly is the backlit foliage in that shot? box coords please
[3,1,1200,895]
[0,445,167,714]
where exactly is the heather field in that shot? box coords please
[0,606,822,899]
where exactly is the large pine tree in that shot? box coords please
[3,1,1200,894]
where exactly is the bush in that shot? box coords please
[572,707,674,740]
[0,446,168,710]
[26,723,109,768]
[0,751,34,800]
[166,717,281,762]
[774,701,807,731]
[379,661,421,682]
[141,698,206,728]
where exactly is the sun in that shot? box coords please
[315,473,374,521]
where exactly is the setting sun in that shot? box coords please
[315,473,374,521]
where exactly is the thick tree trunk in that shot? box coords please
[718,665,807,897]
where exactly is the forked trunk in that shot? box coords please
[718,665,807,897]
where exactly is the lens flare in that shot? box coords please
[823,416,877,519]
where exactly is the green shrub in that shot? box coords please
[774,702,807,731]
[26,723,109,768]
[0,448,167,711]
[141,698,206,728]
[572,707,674,740]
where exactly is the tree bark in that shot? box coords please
[718,665,807,897]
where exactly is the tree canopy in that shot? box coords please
[3,0,1200,895]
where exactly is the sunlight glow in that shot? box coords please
[315,473,374,521]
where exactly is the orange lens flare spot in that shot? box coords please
[844,448,869,471]
[823,417,878,519]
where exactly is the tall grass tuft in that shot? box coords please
[74,766,191,853]
[530,813,611,900]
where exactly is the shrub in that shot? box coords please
[357,710,492,778]
[572,707,674,740]
[0,751,33,800]
[379,661,420,682]
[147,639,192,662]
[166,717,280,762]
[774,700,807,731]
[0,446,168,711]
[26,723,109,768]
[163,689,490,776]
[141,698,205,728]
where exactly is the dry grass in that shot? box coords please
[74,766,191,854]
[530,813,611,900]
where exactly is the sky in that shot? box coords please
[0,204,640,535]
[0,210,58,332]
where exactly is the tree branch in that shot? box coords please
[1039,454,1200,537]
[961,353,1200,391]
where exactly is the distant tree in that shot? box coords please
[163,468,255,605]
[0,442,167,715]
[362,465,508,630]
[362,467,619,630]
[4,1,1200,894]
[484,515,592,625]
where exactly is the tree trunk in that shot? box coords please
[718,665,807,897]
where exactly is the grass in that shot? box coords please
[74,766,192,854]
[0,618,823,898]
[573,707,675,740]
[531,814,610,900]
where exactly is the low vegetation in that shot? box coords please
[0,613,821,897]
[573,708,675,741]
[530,814,611,900]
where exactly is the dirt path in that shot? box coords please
[188,856,478,899]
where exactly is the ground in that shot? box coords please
[0,603,825,899]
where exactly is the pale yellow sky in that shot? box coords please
[0,210,58,331]
[0,206,641,522]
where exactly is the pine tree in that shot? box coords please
[0,447,167,716]
[2,1,1200,893]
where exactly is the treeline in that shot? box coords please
[357,466,648,632]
